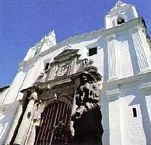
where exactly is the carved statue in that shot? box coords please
[70,66,103,145]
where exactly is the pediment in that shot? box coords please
[54,49,79,62]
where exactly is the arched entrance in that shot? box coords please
[34,101,71,145]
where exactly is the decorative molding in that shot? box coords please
[108,5,130,16]
[53,49,79,63]
[129,28,139,33]
[103,71,151,87]
[132,30,149,70]
[106,88,120,96]
[137,68,151,75]
[85,41,97,49]
[107,1,131,16]
[42,49,79,81]
[106,34,116,40]
[36,77,72,90]
[103,18,144,37]
[106,77,119,82]
[139,82,151,90]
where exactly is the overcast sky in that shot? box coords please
[0,0,151,87]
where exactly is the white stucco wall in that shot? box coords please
[0,1,151,144]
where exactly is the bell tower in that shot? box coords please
[105,0,139,29]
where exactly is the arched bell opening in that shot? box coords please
[117,16,125,25]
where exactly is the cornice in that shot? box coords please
[53,49,79,63]
[103,71,151,87]
[139,82,151,90]
[40,29,104,57]
[105,88,120,97]
[99,18,144,39]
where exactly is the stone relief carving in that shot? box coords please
[21,49,103,145]
[108,1,130,16]
[28,91,44,126]
[70,66,103,145]
[56,64,69,77]
[36,72,45,82]
[35,49,80,83]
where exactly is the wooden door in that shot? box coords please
[34,101,71,145]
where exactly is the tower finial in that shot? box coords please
[116,0,124,6]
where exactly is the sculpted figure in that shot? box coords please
[70,67,103,145]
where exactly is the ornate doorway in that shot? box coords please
[17,49,103,145]
[34,101,71,145]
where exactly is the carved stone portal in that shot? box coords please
[20,49,103,145]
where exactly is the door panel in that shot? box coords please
[34,101,71,145]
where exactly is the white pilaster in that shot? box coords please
[107,35,119,80]
[14,98,35,144]
[131,29,150,72]
[4,102,22,145]
[106,89,123,145]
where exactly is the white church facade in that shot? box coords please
[0,1,151,145]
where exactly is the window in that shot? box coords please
[44,63,49,71]
[89,47,97,56]
[132,108,137,117]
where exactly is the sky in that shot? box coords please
[0,0,151,87]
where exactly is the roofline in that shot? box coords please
[40,18,145,58]
[0,85,9,92]
[19,17,145,68]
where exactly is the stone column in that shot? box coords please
[13,92,37,145]
[25,101,45,145]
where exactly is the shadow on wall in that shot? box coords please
[101,84,151,145]
[101,39,110,145]
[100,93,108,145]
[128,89,151,145]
